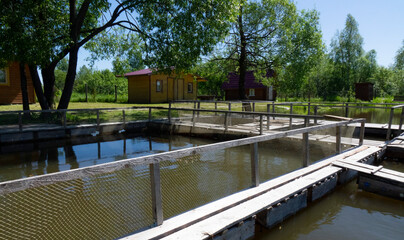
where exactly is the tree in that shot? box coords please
[217,0,296,99]
[329,14,364,96]
[1,0,237,109]
[280,9,324,100]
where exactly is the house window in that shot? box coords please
[188,82,193,93]
[249,89,255,96]
[0,68,8,85]
[156,80,163,92]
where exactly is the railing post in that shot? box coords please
[314,106,318,125]
[96,110,100,130]
[224,112,228,131]
[259,115,263,135]
[386,108,394,140]
[150,163,163,226]
[345,103,349,118]
[228,102,231,111]
[168,102,172,123]
[399,106,404,132]
[215,102,218,116]
[359,121,365,145]
[63,110,67,129]
[272,102,275,120]
[197,101,201,117]
[115,85,118,102]
[266,104,270,130]
[289,103,293,129]
[336,125,342,154]
[122,110,126,129]
[303,131,309,167]
[149,108,152,122]
[307,102,311,116]
[250,142,259,187]
[18,112,22,131]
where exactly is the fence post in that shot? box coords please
[250,142,259,187]
[345,103,349,118]
[259,115,263,135]
[228,102,231,111]
[314,106,318,125]
[18,112,22,131]
[149,108,152,122]
[336,126,341,154]
[96,110,100,130]
[289,103,293,129]
[197,101,201,117]
[168,102,171,123]
[215,102,218,116]
[266,104,270,130]
[85,83,88,102]
[359,121,365,145]
[63,110,67,129]
[150,163,163,226]
[272,102,275,120]
[307,102,311,125]
[303,131,309,167]
[224,112,228,131]
[386,108,394,140]
[399,106,404,132]
[122,110,126,129]
[115,85,118,102]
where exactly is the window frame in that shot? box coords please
[249,88,255,97]
[0,67,9,86]
[156,79,163,92]
[187,82,193,93]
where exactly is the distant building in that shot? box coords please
[124,68,205,103]
[222,70,276,100]
[355,82,374,101]
[0,62,36,104]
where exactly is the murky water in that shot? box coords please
[326,107,402,124]
[0,133,340,239]
[254,160,404,240]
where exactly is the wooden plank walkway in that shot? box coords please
[123,145,382,240]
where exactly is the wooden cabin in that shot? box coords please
[124,69,204,103]
[0,62,36,104]
[222,70,276,101]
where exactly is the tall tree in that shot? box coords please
[218,0,296,99]
[330,14,364,96]
[1,0,237,109]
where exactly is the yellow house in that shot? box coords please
[125,68,205,103]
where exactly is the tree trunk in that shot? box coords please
[29,65,50,110]
[42,65,57,108]
[58,47,79,110]
[19,63,30,116]
[238,7,247,100]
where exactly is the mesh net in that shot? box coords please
[0,165,153,240]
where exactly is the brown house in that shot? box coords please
[0,62,36,104]
[124,68,205,103]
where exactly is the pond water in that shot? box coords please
[254,160,404,240]
[324,107,401,125]
[0,132,340,239]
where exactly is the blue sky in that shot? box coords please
[79,0,404,70]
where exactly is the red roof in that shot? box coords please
[222,70,274,90]
[124,68,153,77]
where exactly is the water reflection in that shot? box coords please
[0,133,213,182]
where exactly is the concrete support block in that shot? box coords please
[70,127,97,136]
[0,132,34,143]
[213,218,255,240]
[338,169,358,185]
[311,176,337,201]
[257,191,307,229]
[37,130,66,140]
[358,173,404,200]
